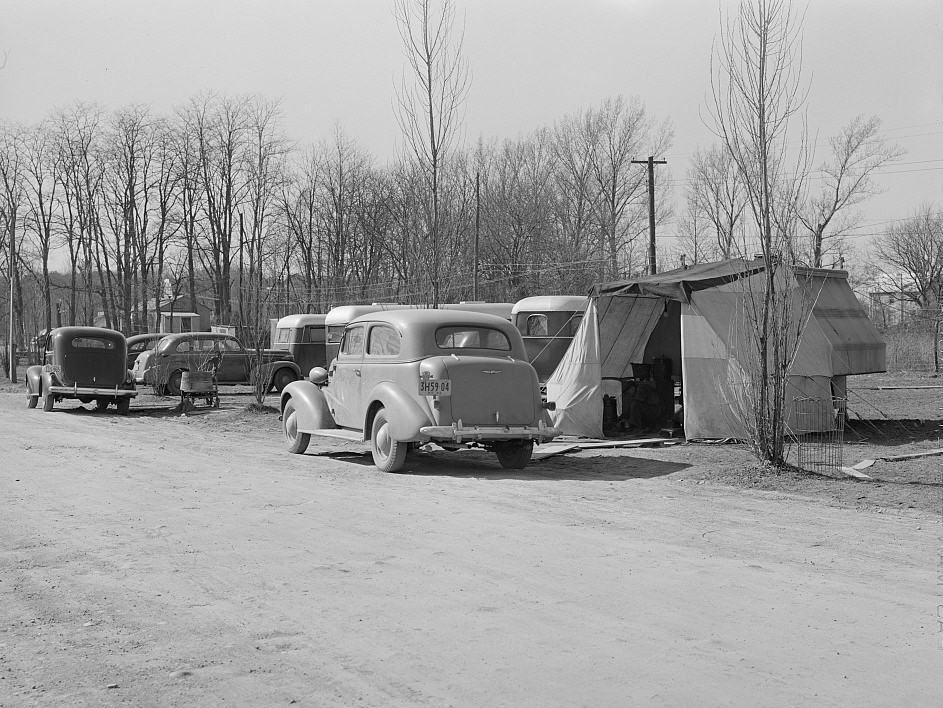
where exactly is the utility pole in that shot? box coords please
[632,156,667,275]
[473,171,480,301]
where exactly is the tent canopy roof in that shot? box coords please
[591,258,772,301]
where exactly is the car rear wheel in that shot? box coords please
[116,397,130,416]
[371,407,407,473]
[495,440,534,469]
[166,370,184,397]
[283,399,310,454]
[42,394,54,412]
[27,393,38,409]
[272,368,297,393]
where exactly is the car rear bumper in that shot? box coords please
[48,385,137,398]
[419,420,557,443]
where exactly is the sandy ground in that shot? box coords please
[1,389,942,707]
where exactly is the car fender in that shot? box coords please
[364,381,433,441]
[26,365,43,396]
[281,379,336,432]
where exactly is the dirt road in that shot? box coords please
[1,391,941,707]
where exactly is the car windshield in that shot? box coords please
[435,326,511,351]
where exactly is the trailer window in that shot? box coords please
[526,314,548,337]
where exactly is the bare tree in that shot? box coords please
[588,96,673,280]
[100,104,158,333]
[707,0,813,466]
[51,102,105,326]
[21,119,61,334]
[550,109,603,284]
[874,205,943,310]
[683,144,748,260]
[0,121,27,380]
[394,0,470,307]
[241,97,290,404]
[797,115,904,267]
[478,133,556,300]
[279,149,323,311]
[171,102,206,317]
[148,117,182,334]
[184,92,250,326]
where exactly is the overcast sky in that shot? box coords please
[1,0,940,262]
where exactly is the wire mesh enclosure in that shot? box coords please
[791,397,848,473]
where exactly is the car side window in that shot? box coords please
[221,339,242,352]
[175,339,192,353]
[526,314,548,336]
[366,325,401,357]
[340,326,365,357]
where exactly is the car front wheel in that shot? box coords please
[370,407,407,473]
[42,394,54,412]
[283,399,310,454]
[495,440,534,469]
[27,393,38,409]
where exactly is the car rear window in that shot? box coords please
[435,326,511,351]
[71,336,115,349]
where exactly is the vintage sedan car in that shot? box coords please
[280,309,558,472]
[26,326,137,414]
[125,332,167,371]
[140,332,301,396]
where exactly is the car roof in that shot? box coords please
[126,332,167,344]
[50,326,125,342]
[325,303,407,325]
[350,308,517,329]
[160,331,231,340]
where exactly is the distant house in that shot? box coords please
[96,295,213,334]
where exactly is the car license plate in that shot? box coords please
[419,378,451,396]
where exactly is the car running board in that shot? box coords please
[309,428,363,443]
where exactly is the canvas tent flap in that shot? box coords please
[545,298,604,439]
[597,295,664,379]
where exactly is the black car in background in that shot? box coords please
[26,326,138,414]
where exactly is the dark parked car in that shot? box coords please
[139,332,301,396]
[125,332,167,370]
[280,309,557,472]
[26,326,138,414]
